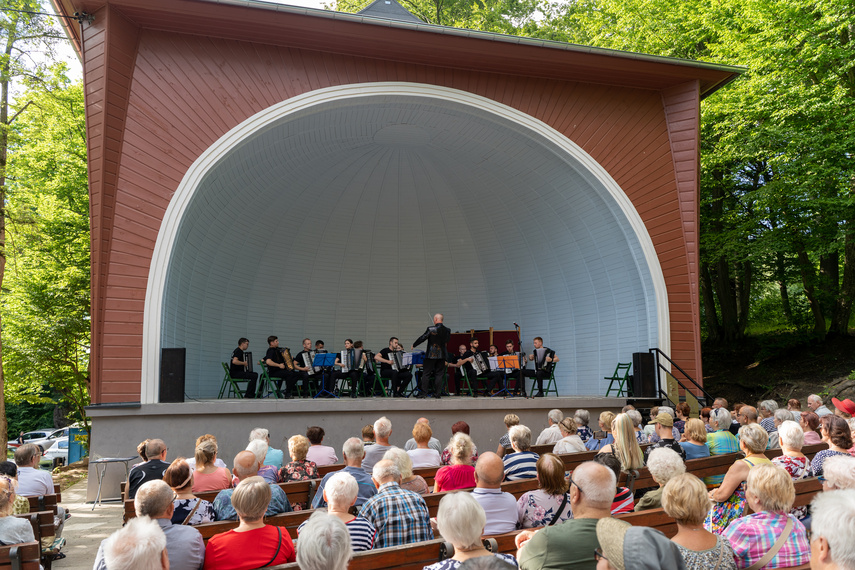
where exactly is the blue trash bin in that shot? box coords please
[68,428,88,464]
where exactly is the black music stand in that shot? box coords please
[493,355,518,398]
[313,353,338,398]
[404,351,426,397]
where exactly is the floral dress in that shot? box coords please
[771,455,811,519]
[576,425,594,442]
[171,497,215,525]
[516,489,573,528]
[704,456,771,535]
[279,459,319,511]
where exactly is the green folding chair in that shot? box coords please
[369,360,389,397]
[456,367,474,397]
[605,362,632,397]
[543,362,560,396]
[257,361,282,398]
[219,363,249,399]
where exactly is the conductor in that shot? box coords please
[412,313,451,399]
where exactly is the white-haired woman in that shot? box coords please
[503,425,540,481]
[625,410,647,443]
[249,427,284,469]
[298,471,376,551]
[192,439,232,493]
[820,455,855,491]
[704,423,771,534]
[634,447,686,511]
[435,433,476,492]
[0,475,36,545]
[384,447,429,494]
[246,439,280,484]
[425,492,519,569]
[552,418,585,454]
[705,408,739,486]
[297,511,353,570]
[772,420,812,519]
[661,473,736,570]
[573,409,594,442]
[203,477,296,569]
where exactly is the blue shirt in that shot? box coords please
[585,433,614,451]
[503,451,539,481]
[679,441,711,460]
[212,483,291,521]
[311,465,377,509]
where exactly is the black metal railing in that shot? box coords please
[648,348,713,406]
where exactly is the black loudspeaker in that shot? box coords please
[632,352,657,398]
[160,348,186,403]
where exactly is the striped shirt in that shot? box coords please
[298,515,376,552]
[723,512,810,568]
[502,451,539,481]
[359,482,433,549]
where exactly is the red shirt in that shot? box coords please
[434,464,476,492]
[203,525,295,570]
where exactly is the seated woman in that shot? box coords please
[192,440,232,493]
[573,409,594,442]
[799,411,822,445]
[502,425,540,481]
[517,454,573,528]
[661,473,736,570]
[297,472,376,551]
[496,414,520,458]
[704,423,771,534]
[0,463,29,515]
[598,413,644,474]
[679,419,711,460]
[296,511,353,570]
[705,408,740,486]
[435,433,476,492]
[249,427,283,469]
[811,415,853,477]
[425,492,519,570]
[305,426,338,466]
[384,447,429,495]
[771,419,812,519]
[592,453,634,514]
[722,464,810,569]
[247,439,280,484]
[673,402,690,434]
[635,448,686,512]
[441,421,478,465]
[185,434,228,470]
[407,423,441,468]
[820,455,855,491]
[164,458,215,525]
[584,411,615,451]
[203,477,296,569]
[700,407,714,433]
[280,435,319,510]
[626,410,648,443]
[0,475,36,545]
[552,417,585,454]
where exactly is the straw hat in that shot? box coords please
[596,518,631,569]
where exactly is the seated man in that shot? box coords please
[362,416,394,474]
[374,337,412,398]
[516,461,617,570]
[359,460,433,549]
[213,450,291,520]
[95,479,204,570]
[471,452,518,535]
[461,338,503,395]
[102,517,169,570]
[333,339,368,398]
[14,443,67,536]
[230,337,259,398]
[312,437,376,509]
[264,335,299,398]
[127,439,171,499]
[643,413,686,463]
[534,409,564,446]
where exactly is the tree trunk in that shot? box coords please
[796,244,827,336]
[776,252,793,323]
[831,185,855,335]
[737,260,752,335]
[701,262,722,342]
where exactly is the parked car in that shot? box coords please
[11,427,70,453]
[41,437,69,466]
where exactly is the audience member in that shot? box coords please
[808,394,833,417]
[585,411,615,451]
[249,428,283,469]
[599,413,644,473]
[820,455,855,490]
[472,452,519,535]
[193,439,233,491]
[404,417,442,452]
[124,439,170,499]
[535,409,564,446]
[594,517,687,570]
[407,422,442,467]
[705,423,771,534]
[515,461,617,570]
[679,418,710,460]
[163,457,215,525]
[503,425,539,481]
[648,406,681,443]
[812,415,853,477]
[497,414,521,458]
[384,447,429,494]
[305,426,338,466]
[593,453,634,514]
[298,472,376,551]
[359,460,433,548]
[723,463,810,568]
[459,558,517,570]
[312,437,376,509]
[95,480,205,570]
[441,421,479,465]
[573,409,594,442]
[185,435,228,470]
[102,517,169,570]
[758,400,778,433]
[435,433,477,492]
[832,397,855,419]
[246,439,280,484]
[700,407,714,433]
[661,473,735,570]
[644,413,686,462]
[730,403,745,435]
[212,450,291,521]
[771,419,812,518]
[673,402,690,434]
[552,417,585,454]
[787,398,801,411]
[296,511,353,570]
[0,462,29,514]
[204,477,296,569]
[280,434,319,483]
[427,492,519,569]
[635,448,685,512]
[800,411,823,445]
[0,475,36,545]
[809,489,855,570]
[766,408,793,449]
[363,417,394,474]
[712,397,728,410]
[517,454,572,528]
[362,424,375,446]
[14,443,67,536]
[625,410,647,443]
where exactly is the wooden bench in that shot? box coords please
[12,511,60,570]
[194,509,316,542]
[0,542,41,570]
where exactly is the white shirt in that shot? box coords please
[535,424,563,446]
[185,457,227,470]
[17,466,55,496]
[553,435,586,454]
[404,437,442,452]
[407,448,441,468]
[815,405,833,417]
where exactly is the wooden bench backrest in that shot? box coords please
[12,511,54,543]
[23,495,58,517]
[195,509,316,542]
[0,542,41,570]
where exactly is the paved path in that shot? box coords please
[53,477,124,570]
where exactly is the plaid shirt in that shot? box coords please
[359,482,433,548]
[723,512,810,569]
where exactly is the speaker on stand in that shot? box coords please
[160,348,186,403]
[632,351,657,399]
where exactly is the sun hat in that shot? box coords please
[832,397,855,416]
[596,518,630,569]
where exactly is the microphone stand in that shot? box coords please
[515,323,527,398]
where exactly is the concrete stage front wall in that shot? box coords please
[83,12,703,404]
[85,396,628,501]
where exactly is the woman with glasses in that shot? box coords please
[811,414,853,477]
